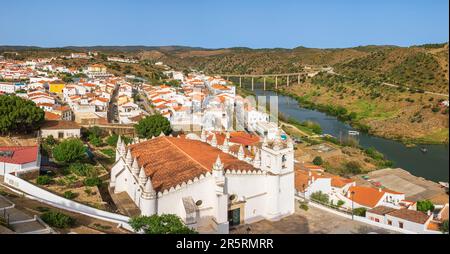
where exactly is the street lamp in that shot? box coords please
[351,191,355,220]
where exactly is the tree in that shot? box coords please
[0,95,45,134]
[134,115,171,139]
[129,214,197,234]
[53,139,86,163]
[353,207,367,217]
[312,156,323,166]
[416,200,435,212]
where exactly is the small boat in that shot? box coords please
[348,130,360,136]
[420,147,428,153]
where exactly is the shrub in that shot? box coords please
[353,207,367,217]
[364,147,384,161]
[88,134,103,147]
[312,156,324,166]
[106,134,119,147]
[299,201,309,211]
[36,175,52,185]
[69,162,96,177]
[440,220,449,234]
[101,149,115,158]
[416,200,435,212]
[310,191,329,204]
[84,177,102,187]
[431,106,441,113]
[337,200,345,207]
[129,214,197,234]
[345,161,362,174]
[63,191,77,200]
[40,211,75,228]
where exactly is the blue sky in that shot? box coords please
[0,0,448,48]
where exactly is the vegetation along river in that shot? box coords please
[250,86,449,183]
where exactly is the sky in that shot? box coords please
[0,0,448,49]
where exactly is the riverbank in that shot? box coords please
[236,85,393,175]
[268,85,449,145]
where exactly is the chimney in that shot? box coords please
[378,188,382,192]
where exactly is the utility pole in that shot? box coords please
[263,77,266,91]
[275,76,278,89]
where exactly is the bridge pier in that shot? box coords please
[275,76,278,89]
[239,77,242,87]
[298,74,300,84]
[263,77,266,90]
[287,75,289,86]
[251,77,254,91]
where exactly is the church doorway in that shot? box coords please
[228,208,241,226]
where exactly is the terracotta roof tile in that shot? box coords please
[367,206,397,216]
[129,137,258,192]
[387,209,431,224]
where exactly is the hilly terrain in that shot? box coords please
[2,43,448,143]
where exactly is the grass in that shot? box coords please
[412,128,449,144]
[100,148,115,159]
[348,99,397,121]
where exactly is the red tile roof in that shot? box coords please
[348,186,386,208]
[44,111,61,121]
[0,146,39,164]
[128,136,258,192]
[387,209,431,224]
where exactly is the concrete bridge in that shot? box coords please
[211,72,308,90]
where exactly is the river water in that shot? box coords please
[250,87,449,182]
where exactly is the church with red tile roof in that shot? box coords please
[109,130,295,234]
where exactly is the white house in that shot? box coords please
[40,120,81,139]
[0,146,40,177]
[366,206,435,233]
[109,130,295,233]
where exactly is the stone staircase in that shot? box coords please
[0,195,54,234]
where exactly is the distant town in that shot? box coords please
[0,50,448,235]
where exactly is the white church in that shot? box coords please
[109,130,295,234]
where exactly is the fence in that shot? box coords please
[2,173,134,232]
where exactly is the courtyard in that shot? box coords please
[230,205,396,234]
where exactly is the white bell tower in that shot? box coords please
[260,128,295,220]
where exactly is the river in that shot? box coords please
[251,87,449,183]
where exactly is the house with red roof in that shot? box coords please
[0,146,40,177]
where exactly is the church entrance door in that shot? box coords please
[228,208,240,226]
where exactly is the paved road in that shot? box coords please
[107,84,120,123]
[382,82,448,98]
[137,90,155,115]
[230,205,396,234]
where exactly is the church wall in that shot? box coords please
[157,175,219,222]
[225,173,268,222]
